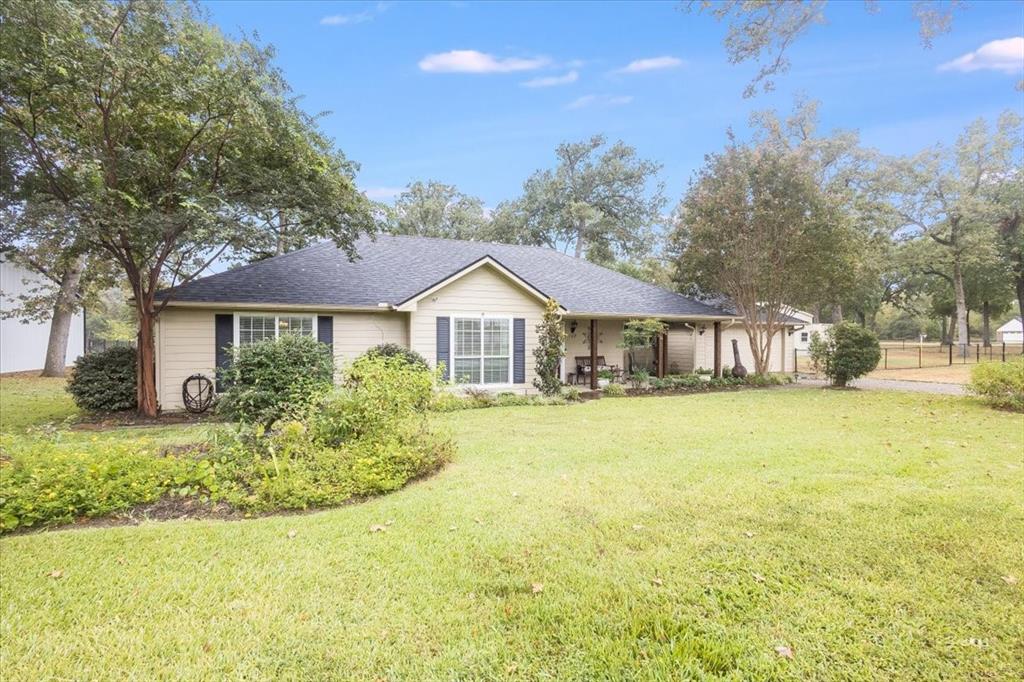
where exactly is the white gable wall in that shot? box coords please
[0,259,85,373]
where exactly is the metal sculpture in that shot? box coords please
[181,374,215,414]
[730,339,748,378]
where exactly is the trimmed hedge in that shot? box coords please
[360,343,428,369]
[66,346,137,412]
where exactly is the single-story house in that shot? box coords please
[996,316,1022,344]
[154,235,800,411]
[0,255,85,374]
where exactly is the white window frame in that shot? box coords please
[450,314,514,387]
[233,312,316,347]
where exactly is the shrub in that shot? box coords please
[217,334,334,426]
[66,346,137,412]
[496,392,532,407]
[360,343,428,369]
[533,299,566,396]
[0,434,208,532]
[463,387,496,408]
[629,368,650,389]
[969,359,1024,411]
[429,391,473,412]
[809,322,881,387]
[603,383,627,397]
[561,386,582,402]
[311,354,435,445]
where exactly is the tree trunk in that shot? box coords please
[573,224,586,259]
[952,257,969,357]
[136,307,159,417]
[939,316,949,346]
[40,257,85,377]
[981,301,992,347]
[831,305,843,323]
[1015,275,1024,326]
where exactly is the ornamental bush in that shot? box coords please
[809,322,881,387]
[969,359,1024,411]
[533,298,566,396]
[66,346,137,412]
[360,343,428,369]
[217,334,334,427]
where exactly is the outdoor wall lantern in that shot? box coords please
[569,320,578,335]
[698,324,706,336]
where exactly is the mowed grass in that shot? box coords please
[1,388,1022,680]
[0,374,77,432]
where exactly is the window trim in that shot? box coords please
[449,314,514,387]
[233,312,316,347]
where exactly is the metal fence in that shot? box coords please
[795,341,1024,373]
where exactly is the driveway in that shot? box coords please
[795,376,967,396]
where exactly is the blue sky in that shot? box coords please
[203,1,1024,208]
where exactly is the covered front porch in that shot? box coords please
[560,316,731,389]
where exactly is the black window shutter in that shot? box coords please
[317,315,333,352]
[436,316,450,381]
[513,318,526,384]
[214,314,233,392]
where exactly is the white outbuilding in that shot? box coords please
[0,255,85,373]
[996,316,1023,344]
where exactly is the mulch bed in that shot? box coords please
[70,411,225,431]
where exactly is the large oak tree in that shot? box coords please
[1,0,372,415]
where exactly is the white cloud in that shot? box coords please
[614,56,685,74]
[419,50,549,73]
[566,94,633,110]
[521,70,579,88]
[321,3,390,26]
[363,186,404,200]
[320,12,372,25]
[939,37,1024,74]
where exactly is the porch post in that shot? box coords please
[590,318,598,390]
[713,321,722,378]
[658,331,667,378]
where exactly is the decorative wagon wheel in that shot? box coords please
[181,374,215,414]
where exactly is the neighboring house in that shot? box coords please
[996,316,1023,344]
[154,235,801,410]
[781,307,832,351]
[0,256,85,374]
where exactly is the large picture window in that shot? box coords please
[236,314,315,346]
[452,317,510,385]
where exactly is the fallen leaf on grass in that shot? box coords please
[752,573,766,583]
[632,524,644,531]
[651,577,663,586]
[448,525,457,531]
[369,525,387,533]
[744,531,755,538]
[1001,575,1018,585]
[531,582,544,594]
[774,645,793,659]
[287,530,297,539]
[47,570,63,579]
[385,519,395,526]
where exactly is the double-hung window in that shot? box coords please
[452,317,510,385]
[236,314,315,346]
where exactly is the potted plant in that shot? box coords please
[597,368,615,388]
[695,367,713,382]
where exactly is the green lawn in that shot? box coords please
[1,384,1022,680]
[0,374,77,432]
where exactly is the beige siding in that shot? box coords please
[333,312,407,371]
[665,323,695,374]
[156,308,218,411]
[409,264,545,393]
[695,324,794,374]
[156,308,411,411]
[564,319,627,377]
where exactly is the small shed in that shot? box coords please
[996,316,1023,344]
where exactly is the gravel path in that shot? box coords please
[795,376,967,396]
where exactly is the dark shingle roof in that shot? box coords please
[158,234,735,318]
